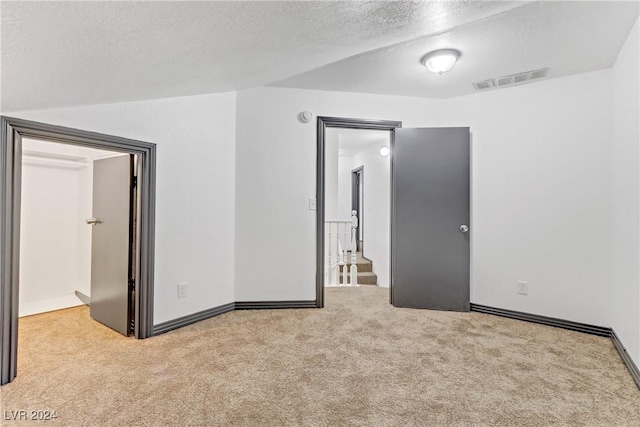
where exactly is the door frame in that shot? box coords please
[316,116,401,308]
[0,116,157,385]
[351,166,364,253]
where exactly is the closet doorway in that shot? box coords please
[0,116,157,385]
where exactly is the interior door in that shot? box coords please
[89,155,135,335]
[391,127,470,311]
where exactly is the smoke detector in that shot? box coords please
[473,68,549,91]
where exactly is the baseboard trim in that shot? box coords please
[471,303,640,390]
[152,300,318,336]
[235,300,317,310]
[470,303,611,336]
[152,302,235,336]
[74,291,90,306]
[610,330,640,390]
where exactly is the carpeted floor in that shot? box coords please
[1,286,639,426]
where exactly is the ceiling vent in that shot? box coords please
[472,79,496,91]
[473,68,548,91]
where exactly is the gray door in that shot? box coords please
[391,127,470,311]
[89,155,135,335]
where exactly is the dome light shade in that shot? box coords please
[422,49,461,75]
[379,146,390,157]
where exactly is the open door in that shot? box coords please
[391,127,470,311]
[88,155,135,335]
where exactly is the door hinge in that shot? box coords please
[129,278,135,290]
[132,176,138,188]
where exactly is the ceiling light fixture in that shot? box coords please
[379,146,390,157]
[421,49,461,75]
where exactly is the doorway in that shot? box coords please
[19,139,132,328]
[324,127,393,290]
[0,116,157,385]
[316,116,470,311]
[316,117,401,307]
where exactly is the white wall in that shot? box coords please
[6,92,237,324]
[441,69,613,327]
[77,159,93,298]
[611,18,640,365]
[235,87,445,301]
[325,128,340,219]
[20,152,82,315]
[337,152,354,221]
[236,73,614,329]
[19,139,112,316]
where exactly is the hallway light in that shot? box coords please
[421,49,461,75]
[379,146,390,157]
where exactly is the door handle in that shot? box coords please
[459,225,469,233]
[86,218,100,225]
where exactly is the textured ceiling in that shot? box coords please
[1,1,526,111]
[273,1,640,98]
[1,1,637,111]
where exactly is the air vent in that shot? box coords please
[497,76,513,86]
[472,79,496,91]
[473,68,549,91]
[513,74,529,84]
[530,68,548,79]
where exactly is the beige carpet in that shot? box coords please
[1,286,639,426]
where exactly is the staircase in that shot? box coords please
[325,212,377,286]
[344,251,377,285]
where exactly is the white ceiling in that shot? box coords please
[1,1,637,111]
[0,1,527,111]
[274,1,640,98]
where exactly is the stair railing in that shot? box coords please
[325,210,359,287]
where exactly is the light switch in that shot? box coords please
[308,198,317,210]
[517,281,528,295]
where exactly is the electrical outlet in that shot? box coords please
[177,283,187,299]
[517,281,528,295]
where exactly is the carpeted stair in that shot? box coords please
[344,251,377,285]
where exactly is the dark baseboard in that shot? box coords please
[235,300,317,310]
[471,303,640,390]
[610,330,640,390]
[153,300,318,335]
[74,290,90,306]
[152,302,235,336]
[470,303,611,336]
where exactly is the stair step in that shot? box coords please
[331,252,375,283]
[341,271,377,285]
[341,252,373,272]
[336,262,372,272]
